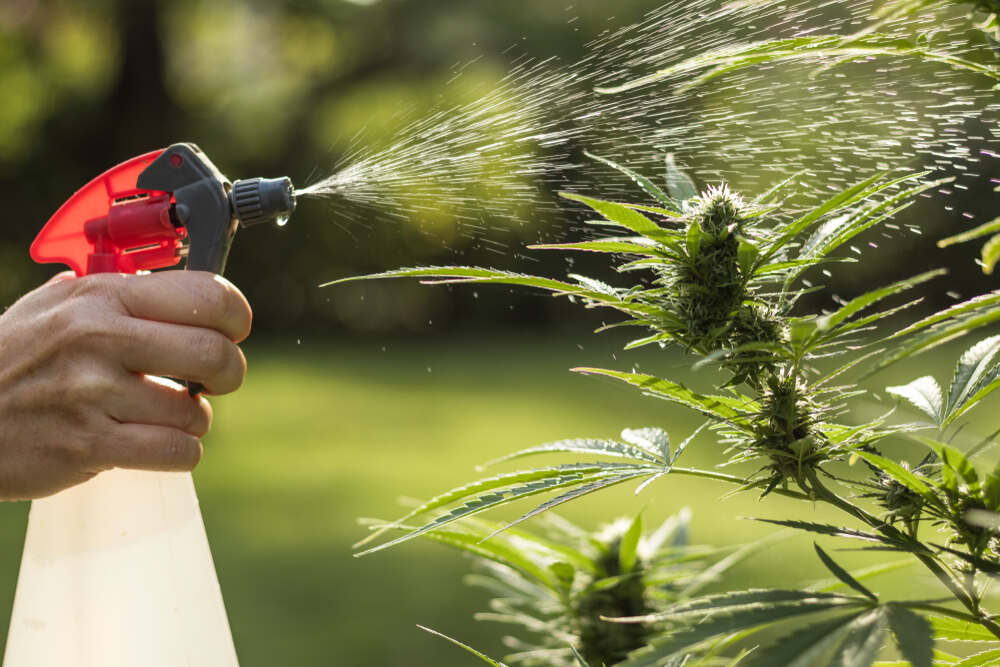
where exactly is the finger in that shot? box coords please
[116,319,247,395]
[106,374,213,437]
[98,423,203,472]
[115,272,252,342]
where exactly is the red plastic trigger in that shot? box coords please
[31,149,186,276]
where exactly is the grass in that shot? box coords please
[0,333,986,665]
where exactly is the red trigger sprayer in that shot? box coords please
[4,143,295,667]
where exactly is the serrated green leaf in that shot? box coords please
[585,150,678,210]
[529,238,663,256]
[938,216,1000,248]
[621,427,671,462]
[740,612,873,667]
[619,591,867,666]
[665,153,698,203]
[354,463,643,554]
[417,626,509,666]
[928,615,999,641]
[481,470,655,541]
[419,528,561,589]
[619,512,643,573]
[482,437,665,468]
[560,192,673,242]
[573,367,758,427]
[751,519,909,549]
[945,335,1000,426]
[953,648,1000,666]
[814,543,878,603]
[886,376,943,425]
[813,270,946,345]
[762,170,891,263]
[803,175,948,264]
[811,560,915,594]
[873,292,1000,375]
[886,604,933,667]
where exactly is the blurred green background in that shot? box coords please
[3,0,1000,665]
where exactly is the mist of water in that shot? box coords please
[297,0,1000,243]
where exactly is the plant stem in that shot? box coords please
[806,471,1000,640]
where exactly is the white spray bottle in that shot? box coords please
[5,143,297,666]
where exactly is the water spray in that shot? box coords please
[6,143,298,667]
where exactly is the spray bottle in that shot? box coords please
[4,143,296,666]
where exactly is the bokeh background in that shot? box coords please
[3,0,1000,665]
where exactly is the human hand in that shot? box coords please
[0,271,252,500]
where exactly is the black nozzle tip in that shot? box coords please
[231,176,296,227]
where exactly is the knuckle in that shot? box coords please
[166,432,202,470]
[184,399,213,438]
[63,363,115,406]
[192,331,233,379]
[207,278,252,341]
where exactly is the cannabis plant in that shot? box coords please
[334,152,1000,665]
[365,508,783,666]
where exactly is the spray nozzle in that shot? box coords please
[231,177,296,227]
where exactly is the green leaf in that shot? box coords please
[354,463,644,555]
[529,238,662,256]
[665,153,698,203]
[619,512,643,573]
[811,560,915,594]
[585,150,678,210]
[913,436,979,493]
[938,216,1000,248]
[751,519,911,550]
[854,450,941,507]
[419,528,562,589]
[763,171,910,265]
[813,543,878,603]
[803,175,948,263]
[740,611,881,667]
[482,470,656,541]
[686,218,703,258]
[621,427,671,462]
[873,291,1000,374]
[953,649,1000,667]
[982,235,1000,275]
[572,367,758,427]
[417,626,508,666]
[560,192,673,242]
[983,468,1000,511]
[813,270,946,344]
[944,335,1000,426]
[886,604,933,667]
[618,590,867,666]
[886,376,943,425]
[738,238,760,276]
[482,437,666,468]
[928,614,1000,641]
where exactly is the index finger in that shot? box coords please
[115,272,252,343]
